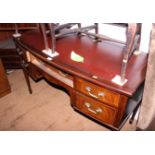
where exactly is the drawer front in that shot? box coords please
[75,93,117,125]
[0,49,17,55]
[31,58,74,88]
[75,78,120,107]
[1,56,20,62]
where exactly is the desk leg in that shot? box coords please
[22,69,32,94]
[129,102,141,124]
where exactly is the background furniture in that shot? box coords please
[0,24,38,69]
[0,58,11,98]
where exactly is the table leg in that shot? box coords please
[22,69,32,94]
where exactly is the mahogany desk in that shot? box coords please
[14,30,148,130]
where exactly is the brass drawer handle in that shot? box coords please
[21,60,29,68]
[85,86,105,99]
[84,102,103,114]
[18,51,23,55]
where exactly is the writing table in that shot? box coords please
[14,29,148,130]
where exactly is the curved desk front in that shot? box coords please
[14,30,148,130]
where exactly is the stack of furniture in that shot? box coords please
[13,23,148,130]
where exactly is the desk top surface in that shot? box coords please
[15,30,148,96]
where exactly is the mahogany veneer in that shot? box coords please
[0,59,11,98]
[13,30,148,130]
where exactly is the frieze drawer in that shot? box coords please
[75,78,120,108]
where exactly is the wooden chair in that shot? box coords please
[39,23,142,86]
[14,23,142,94]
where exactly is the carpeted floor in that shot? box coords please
[0,70,137,131]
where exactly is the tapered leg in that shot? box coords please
[22,69,32,94]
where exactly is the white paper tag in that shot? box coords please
[70,51,84,63]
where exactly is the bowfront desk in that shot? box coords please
[14,30,148,130]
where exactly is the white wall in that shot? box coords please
[82,23,152,53]
[62,23,152,53]
[139,23,152,53]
